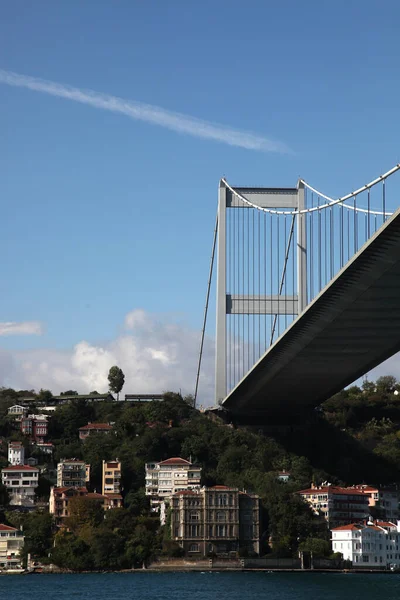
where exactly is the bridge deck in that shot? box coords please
[222,208,400,421]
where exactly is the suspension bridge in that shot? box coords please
[195,163,400,423]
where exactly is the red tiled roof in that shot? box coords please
[159,457,191,466]
[331,524,363,531]
[86,493,107,500]
[209,485,233,490]
[104,493,123,499]
[2,465,38,472]
[0,524,17,532]
[8,442,23,448]
[53,487,88,494]
[376,521,397,528]
[79,423,113,431]
[299,486,367,496]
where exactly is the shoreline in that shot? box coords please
[3,567,399,575]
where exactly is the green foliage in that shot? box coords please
[37,389,53,403]
[65,496,105,533]
[299,537,331,557]
[108,366,125,400]
[60,390,78,396]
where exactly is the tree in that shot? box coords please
[65,496,104,534]
[108,366,125,400]
[37,389,53,403]
[60,390,78,396]
[183,394,195,408]
[376,375,397,394]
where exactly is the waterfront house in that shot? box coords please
[170,485,260,557]
[331,520,400,569]
[0,524,24,569]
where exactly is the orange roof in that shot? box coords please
[159,457,191,466]
[299,486,367,496]
[331,524,363,531]
[376,521,397,528]
[53,486,88,493]
[104,493,123,499]
[0,524,17,532]
[209,485,233,490]
[2,465,38,472]
[86,492,106,499]
[79,423,113,431]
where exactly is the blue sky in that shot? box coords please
[1,1,400,400]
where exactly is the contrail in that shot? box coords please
[0,69,290,153]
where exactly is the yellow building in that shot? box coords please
[102,459,123,508]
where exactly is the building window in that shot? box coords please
[189,544,199,552]
[216,511,226,522]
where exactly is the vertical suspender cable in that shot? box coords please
[383,179,386,225]
[229,207,236,389]
[284,214,288,331]
[242,200,245,380]
[247,206,250,374]
[318,196,321,293]
[236,199,240,380]
[258,209,261,360]
[252,208,255,368]
[264,212,267,351]
[270,214,273,345]
[354,195,358,253]
[367,189,371,239]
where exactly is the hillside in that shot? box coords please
[0,377,399,569]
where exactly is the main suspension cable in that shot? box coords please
[194,210,218,408]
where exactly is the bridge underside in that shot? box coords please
[222,208,400,423]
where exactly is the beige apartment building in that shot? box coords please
[50,486,119,526]
[57,459,90,488]
[170,485,260,556]
[298,484,370,527]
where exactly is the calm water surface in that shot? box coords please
[2,572,400,600]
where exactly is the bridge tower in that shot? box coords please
[215,179,307,403]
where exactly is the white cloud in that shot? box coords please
[0,310,215,406]
[0,69,291,153]
[0,321,43,336]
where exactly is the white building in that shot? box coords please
[7,405,27,417]
[0,524,24,569]
[277,471,291,483]
[145,457,201,513]
[331,521,400,569]
[1,465,39,506]
[8,442,25,466]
